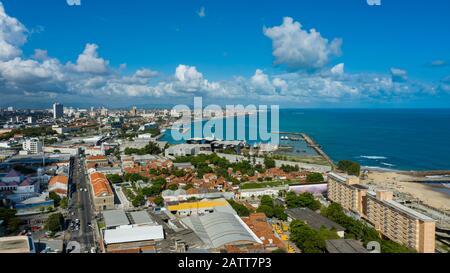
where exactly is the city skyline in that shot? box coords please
[0,0,449,108]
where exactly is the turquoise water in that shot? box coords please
[162,109,450,171]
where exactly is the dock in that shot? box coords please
[301,133,336,170]
[273,131,336,169]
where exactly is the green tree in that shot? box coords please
[106,174,123,184]
[256,205,274,218]
[286,192,321,211]
[289,220,327,253]
[337,160,361,176]
[273,205,288,221]
[60,197,68,209]
[154,195,164,207]
[228,199,251,217]
[49,192,61,207]
[124,141,162,156]
[264,157,276,169]
[0,208,20,233]
[46,213,64,232]
[260,195,274,207]
[306,173,324,183]
[132,194,145,207]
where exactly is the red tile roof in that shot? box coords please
[89,172,113,197]
[48,175,69,186]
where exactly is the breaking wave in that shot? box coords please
[360,155,388,160]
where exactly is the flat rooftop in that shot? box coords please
[104,225,165,245]
[326,239,369,253]
[286,208,345,232]
[0,236,33,253]
[103,210,130,228]
[129,211,155,225]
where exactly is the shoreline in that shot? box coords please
[364,170,450,211]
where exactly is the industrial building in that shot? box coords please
[180,212,263,252]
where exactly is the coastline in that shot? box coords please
[364,170,450,211]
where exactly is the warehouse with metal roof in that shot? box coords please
[181,212,263,249]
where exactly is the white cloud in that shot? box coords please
[0,4,446,107]
[68,43,110,74]
[428,60,447,67]
[134,68,159,78]
[331,63,345,75]
[197,7,206,18]
[0,2,28,61]
[390,68,408,82]
[263,17,342,71]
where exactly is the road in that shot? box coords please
[68,156,96,252]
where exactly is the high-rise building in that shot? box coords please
[27,116,35,124]
[130,106,137,117]
[53,103,64,119]
[327,172,436,253]
[101,107,108,117]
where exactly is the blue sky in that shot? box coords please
[0,0,449,108]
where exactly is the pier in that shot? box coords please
[301,133,336,169]
[273,131,336,169]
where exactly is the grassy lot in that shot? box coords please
[271,154,331,166]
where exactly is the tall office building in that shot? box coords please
[53,103,64,119]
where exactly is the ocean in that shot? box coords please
[162,109,450,171]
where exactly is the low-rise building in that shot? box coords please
[165,144,201,157]
[167,198,236,217]
[286,207,346,238]
[22,138,43,154]
[241,213,285,251]
[325,239,369,253]
[103,225,165,253]
[86,155,109,168]
[48,175,69,197]
[44,146,80,156]
[238,185,289,199]
[180,212,263,252]
[0,236,36,253]
[89,172,114,211]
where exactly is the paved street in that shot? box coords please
[68,156,96,252]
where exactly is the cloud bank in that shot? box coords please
[0,3,446,107]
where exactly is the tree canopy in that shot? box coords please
[228,199,251,217]
[285,192,321,211]
[46,213,64,232]
[124,141,162,156]
[256,195,287,220]
[337,160,361,176]
[306,173,324,183]
[0,208,21,233]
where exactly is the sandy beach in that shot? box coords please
[363,171,450,212]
